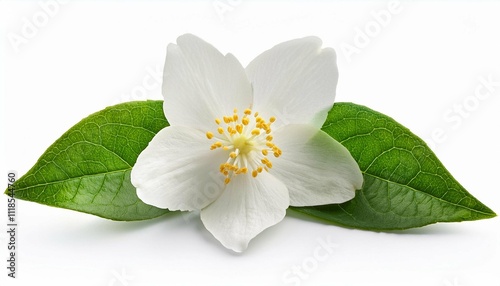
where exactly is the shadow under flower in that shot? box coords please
[286,208,467,236]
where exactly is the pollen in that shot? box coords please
[205,107,282,184]
[251,129,260,136]
[236,124,243,134]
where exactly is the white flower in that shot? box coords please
[131,34,363,252]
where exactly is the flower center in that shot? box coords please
[206,108,282,184]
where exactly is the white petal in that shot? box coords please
[131,126,228,211]
[163,34,253,131]
[271,124,363,206]
[246,37,338,129]
[200,172,289,252]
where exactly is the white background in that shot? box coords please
[1,1,499,285]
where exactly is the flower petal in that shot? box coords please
[163,34,253,131]
[131,126,228,211]
[246,37,338,129]
[271,124,363,206]
[200,172,289,252]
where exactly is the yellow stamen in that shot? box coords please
[236,124,243,134]
[205,108,282,184]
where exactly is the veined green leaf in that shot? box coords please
[8,101,495,227]
[292,102,496,230]
[8,101,170,221]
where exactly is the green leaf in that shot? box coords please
[8,100,495,228]
[8,100,170,221]
[292,102,496,230]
